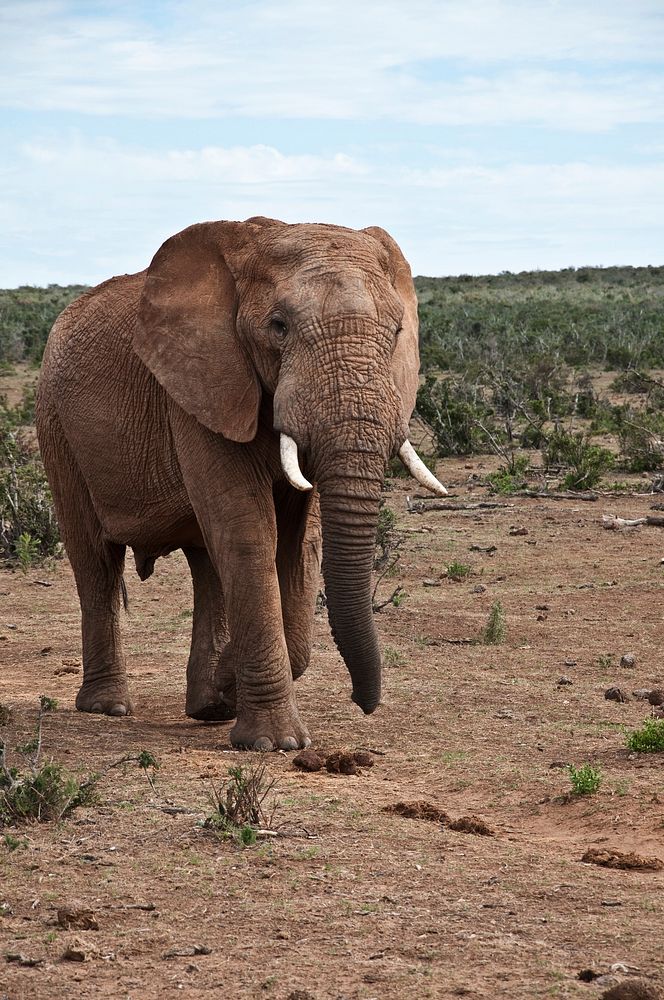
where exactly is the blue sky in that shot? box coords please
[1,0,663,286]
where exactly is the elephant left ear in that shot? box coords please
[362,226,420,426]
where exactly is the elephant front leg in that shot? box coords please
[183,546,236,721]
[222,543,311,751]
[275,484,322,681]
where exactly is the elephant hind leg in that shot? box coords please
[183,546,236,721]
[39,416,132,716]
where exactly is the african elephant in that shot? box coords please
[35,217,446,750]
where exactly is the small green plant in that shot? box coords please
[0,697,98,825]
[485,456,530,495]
[626,718,664,753]
[14,531,40,572]
[446,560,472,581]
[383,645,406,668]
[568,763,602,796]
[597,653,614,670]
[3,832,27,851]
[204,764,278,845]
[482,601,506,645]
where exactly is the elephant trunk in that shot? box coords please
[317,465,385,714]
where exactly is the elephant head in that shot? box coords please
[134,217,445,714]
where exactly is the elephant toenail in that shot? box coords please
[280,737,299,751]
[110,704,127,716]
[253,737,274,752]
[91,702,102,713]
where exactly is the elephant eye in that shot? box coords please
[270,317,288,339]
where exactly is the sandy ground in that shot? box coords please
[2,445,664,999]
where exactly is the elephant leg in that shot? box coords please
[183,546,235,721]
[172,415,310,750]
[40,419,132,716]
[274,484,322,681]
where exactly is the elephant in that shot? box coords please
[35,217,446,751]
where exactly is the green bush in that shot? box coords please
[568,764,601,796]
[0,400,60,566]
[626,718,664,753]
[618,415,664,472]
[544,430,614,490]
[416,374,497,457]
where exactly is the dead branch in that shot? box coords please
[602,514,664,530]
[407,497,514,513]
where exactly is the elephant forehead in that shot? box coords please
[257,224,386,269]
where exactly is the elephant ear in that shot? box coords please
[362,226,420,424]
[135,221,261,442]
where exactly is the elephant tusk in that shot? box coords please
[398,440,448,496]
[280,434,313,491]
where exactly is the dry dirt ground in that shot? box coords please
[1,389,664,999]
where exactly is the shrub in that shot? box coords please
[204,764,278,845]
[568,764,601,796]
[618,415,664,472]
[626,718,664,753]
[0,697,98,824]
[544,430,614,490]
[0,404,60,565]
[486,456,530,495]
[416,375,497,457]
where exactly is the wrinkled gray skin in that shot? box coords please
[36,217,422,750]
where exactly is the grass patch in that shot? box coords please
[446,560,472,582]
[482,601,506,645]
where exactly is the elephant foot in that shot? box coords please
[76,680,133,717]
[230,703,311,752]
[186,679,236,722]
[187,700,236,722]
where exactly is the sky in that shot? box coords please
[1,0,663,286]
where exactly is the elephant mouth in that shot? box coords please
[278,432,446,497]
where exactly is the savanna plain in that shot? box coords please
[1,267,663,999]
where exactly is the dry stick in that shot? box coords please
[407,498,514,513]
[602,514,664,530]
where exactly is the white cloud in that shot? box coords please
[1,1,663,128]
[2,136,662,284]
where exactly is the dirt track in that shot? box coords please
[2,457,664,999]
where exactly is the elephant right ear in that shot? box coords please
[135,221,261,442]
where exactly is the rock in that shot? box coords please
[557,676,573,686]
[509,526,528,536]
[292,749,323,772]
[620,653,637,668]
[633,689,653,701]
[61,936,97,962]
[472,584,487,594]
[605,687,628,703]
[422,578,441,587]
[57,904,99,931]
[287,991,316,1000]
[648,689,664,706]
[564,659,578,667]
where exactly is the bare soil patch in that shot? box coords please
[2,445,664,997]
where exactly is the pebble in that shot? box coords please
[620,653,637,668]
[605,687,628,703]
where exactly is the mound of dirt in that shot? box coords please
[582,847,664,872]
[384,800,451,823]
[292,749,323,772]
[601,982,662,1000]
[449,815,495,837]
